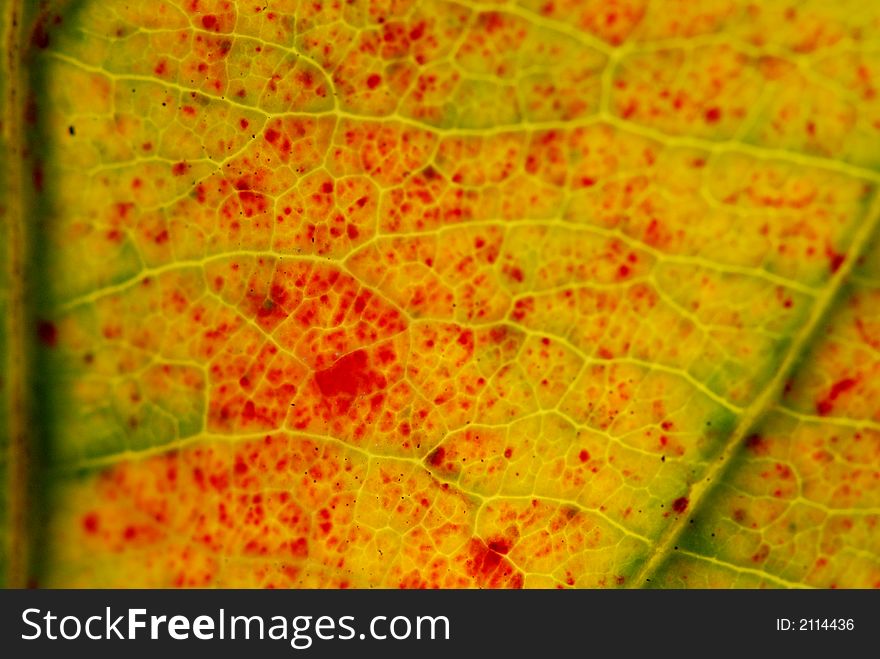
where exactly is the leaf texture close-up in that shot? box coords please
[1,0,879,589]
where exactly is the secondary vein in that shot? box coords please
[630,190,880,588]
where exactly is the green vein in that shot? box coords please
[632,190,880,588]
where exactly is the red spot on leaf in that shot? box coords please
[745,434,769,455]
[487,537,512,554]
[427,446,446,467]
[825,244,845,273]
[816,378,858,416]
[82,513,99,534]
[465,539,524,588]
[32,164,44,192]
[31,20,50,49]
[36,321,57,347]
[672,497,689,513]
[704,107,721,123]
[751,544,770,563]
[314,350,370,397]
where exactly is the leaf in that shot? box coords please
[2,0,879,588]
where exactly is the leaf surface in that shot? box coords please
[2,0,880,588]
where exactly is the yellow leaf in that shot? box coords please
[2,0,879,588]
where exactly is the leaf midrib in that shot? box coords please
[632,193,880,588]
[2,0,30,589]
